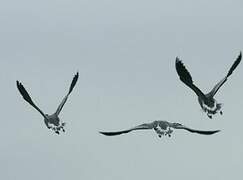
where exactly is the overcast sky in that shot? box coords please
[1,0,243,179]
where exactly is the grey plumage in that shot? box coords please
[17,72,79,134]
[100,120,220,137]
[175,52,241,118]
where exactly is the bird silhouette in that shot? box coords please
[175,52,241,118]
[100,120,220,137]
[17,72,79,134]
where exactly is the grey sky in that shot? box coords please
[1,0,243,179]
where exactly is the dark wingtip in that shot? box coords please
[73,72,79,82]
[175,58,193,85]
[237,51,242,61]
[210,130,220,134]
[68,72,79,94]
[75,71,79,77]
[198,129,221,135]
[227,52,242,77]
[175,56,181,63]
[175,57,185,70]
[239,51,242,59]
[16,80,23,92]
[99,131,108,135]
[99,131,116,136]
[99,130,130,136]
[16,80,35,105]
[175,57,182,67]
[182,126,221,135]
[16,80,20,87]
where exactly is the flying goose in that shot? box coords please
[175,52,241,118]
[99,120,220,137]
[16,72,79,134]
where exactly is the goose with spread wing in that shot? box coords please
[100,120,220,137]
[175,52,241,118]
[16,72,79,134]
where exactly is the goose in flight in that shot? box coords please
[16,72,79,134]
[99,120,220,137]
[175,52,241,118]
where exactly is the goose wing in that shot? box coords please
[208,52,242,97]
[99,122,155,136]
[55,72,79,115]
[16,81,47,119]
[175,57,207,101]
[173,124,220,135]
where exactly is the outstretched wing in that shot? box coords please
[55,72,79,115]
[99,122,155,136]
[174,124,220,135]
[208,52,242,97]
[99,129,132,136]
[16,81,47,119]
[68,72,79,94]
[175,57,207,101]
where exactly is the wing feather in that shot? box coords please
[99,123,154,136]
[55,72,79,115]
[16,81,47,119]
[209,52,242,96]
[227,52,242,77]
[174,124,220,135]
[175,58,206,100]
[69,72,79,94]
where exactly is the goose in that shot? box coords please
[99,120,220,137]
[175,52,241,118]
[16,72,79,134]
